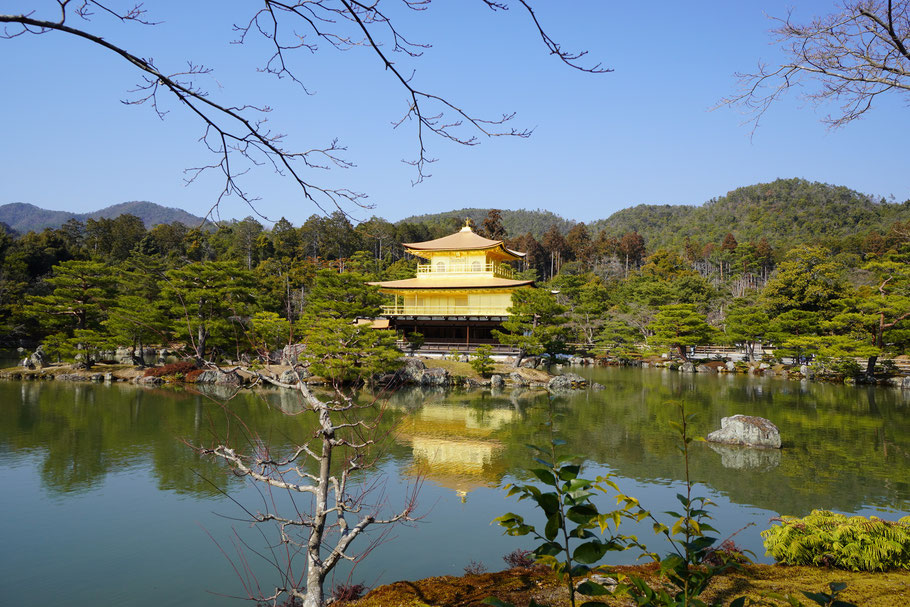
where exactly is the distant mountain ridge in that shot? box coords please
[0,201,207,233]
[399,207,575,240]
[5,179,909,248]
[402,179,910,248]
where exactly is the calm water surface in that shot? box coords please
[1,367,908,606]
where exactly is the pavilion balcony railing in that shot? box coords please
[415,262,515,279]
[381,304,511,316]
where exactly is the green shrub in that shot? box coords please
[144,361,198,378]
[762,510,910,572]
[470,344,494,377]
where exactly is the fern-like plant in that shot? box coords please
[762,510,910,572]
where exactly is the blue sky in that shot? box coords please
[1,1,907,226]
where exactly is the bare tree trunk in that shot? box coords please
[677,344,688,362]
[202,375,416,607]
[866,354,878,379]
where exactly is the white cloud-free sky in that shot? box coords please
[1,1,907,226]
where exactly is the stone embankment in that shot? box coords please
[0,355,602,393]
[603,356,910,389]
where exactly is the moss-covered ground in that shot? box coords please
[348,564,910,607]
[423,358,552,383]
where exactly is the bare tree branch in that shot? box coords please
[721,0,910,131]
[1,1,609,218]
[197,373,419,607]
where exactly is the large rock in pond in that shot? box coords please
[509,371,528,387]
[547,372,588,392]
[194,369,244,386]
[25,345,48,369]
[278,366,311,385]
[706,415,781,449]
[419,367,449,387]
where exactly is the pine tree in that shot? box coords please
[648,304,715,362]
[493,289,573,368]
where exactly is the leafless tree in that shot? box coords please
[200,371,418,607]
[1,1,609,219]
[723,0,910,129]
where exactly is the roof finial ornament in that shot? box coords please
[460,218,473,233]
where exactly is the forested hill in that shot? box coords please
[399,207,574,239]
[402,179,910,248]
[6,179,909,247]
[0,202,206,233]
[590,179,910,248]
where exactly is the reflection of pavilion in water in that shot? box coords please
[397,404,516,502]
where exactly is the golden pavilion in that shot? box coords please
[370,223,533,346]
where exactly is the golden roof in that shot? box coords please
[369,276,533,290]
[403,225,525,260]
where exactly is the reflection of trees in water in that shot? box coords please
[494,368,910,516]
[0,382,408,497]
[2,370,908,516]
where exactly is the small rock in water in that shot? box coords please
[547,372,588,392]
[706,414,781,449]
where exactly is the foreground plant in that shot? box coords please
[489,402,746,607]
[731,581,858,607]
[489,434,645,607]
[201,377,418,607]
[762,510,910,572]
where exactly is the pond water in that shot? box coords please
[1,367,908,606]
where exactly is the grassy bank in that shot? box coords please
[349,564,910,607]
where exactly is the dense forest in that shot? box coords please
[1,178,908,378]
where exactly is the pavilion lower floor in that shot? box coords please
[386,316,510,350]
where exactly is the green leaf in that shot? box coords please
[576,581,611,596]
[802,591,830,604]
[558,464,581,481]
[481,599,514,607]
[531,468,557,486]
[573,540,609,564]
[534,541,562,557]
[566,504,599,524]
[544,512,561,541]
[533,492,560,516]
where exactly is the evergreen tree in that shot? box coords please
[480,209,507,241]
[766,309,821,364]
[724,299,770,361]
[593,318,644,361]
[470,344,495,377]
[103,294,169,366]
[493,288,573,368]
[826,253,910,376]
[296,318,401,384]
[25,259,117,333]
[648,304,715,362]
[762,245,847,316]
[304,269,383,319]
[160,261,255,362]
